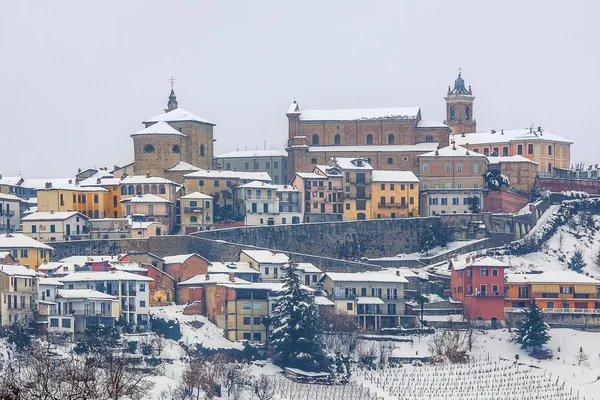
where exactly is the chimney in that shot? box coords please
[396,270,400,276]
[45,182,52,189]
[537,126,542,132]
[453,254,458,261]
[114,165,119,170]
[205,274,210,281]
[146,172,150,178]
[96,178,101,184]
[78,168,81,173]
[586,272,589,277]
[501,129,504,135]
[50,210,54,214]
[229,273,235,282]
[491,130,496,134]
[68,179,73,184]
[0,174,2,179]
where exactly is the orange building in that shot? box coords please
[450,255,509,326]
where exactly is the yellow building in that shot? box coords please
[180,192,213,234]
[371,171,419,218]
[37,184,109,219]
[324,158,373,221]
[0,233,53,269]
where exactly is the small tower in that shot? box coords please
[165,76,178,113]
[444,69,476,135]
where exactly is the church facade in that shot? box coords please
[131,89,215,177]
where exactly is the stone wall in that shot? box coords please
[483,190,530,214]
[537,177,600,195]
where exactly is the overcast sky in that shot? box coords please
[1,1,598,178]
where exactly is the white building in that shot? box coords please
[0,264,38,326]
[215,149,288,185]
[238,250,289,280]
[0,193,22,233]
[238,181,302,226]
[22,211,89,242]
[58,271,153,327]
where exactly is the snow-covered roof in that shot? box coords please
[180,191,213,200]
[0,251,11,259]
[216,150,288,158]
[144,108,215,126]
[325,272,409,284]
[20,178,74,190]
[372,171,419,183]
[295,172,326,179]
[295,263,322,273]
[275,185,298,193]
[454,128,573,146]
[331,158,373,170]
[184,169,272,182]
[218,282,314,292]
[241,250,289,264]
[0,176,23,186]
[208,262,260,275]
[452,256,510,271]
[417,120,450,129]
[130,221,160,230]
[179,274,250,286]
[22,211,88,221]
[36,183,109,192]
[0,233,54,251]
[60,255,119,263]
[121,193,173,204]
[0,264,37,277]
[131,121,187,137]
[165,161,201,172]
[506,271,600,285]
[58,271,153,282]
[39,277,64,286]
[486,155,539,164]
[357,297,385,305]
[0,193,22,202]
[57,289,116,300]
[298,107,420,121]
[238,180,279,190]
[163,254,200,264]
[309,143,438,153]
[313,165,343,177]
[109,261,147,273]
[419,144,487,158]
[314,296,334,306]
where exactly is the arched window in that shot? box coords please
[172,144,180,153]
[450,106,455,121]
[128,185,135,195]
[334,134,341,145]
[143,144,155,153]
[155,227,161,236]
[457,162,463,173]
[388,134,395,144]
[151,185,158,194]
[94,210,99,219]
[548,163,552,173]
[445,163,451,173]
[200,144,205,157]
[473,148,479,153]
[517,145,523,155]
[82,210,86,216]
[484,148,490,156]
[503,147,509,156]
[472,163,480,173]
[528,144,534,154]
[121,186,127,195]
[548,145,552,155]
[366,134,373,145]
[136,185,142,195]
[143,184,150,194]
[493,147,499,155]
[423,163,429,174]
[465,106,471,120]
[113,211,118,218]
[312,134,319,145]
[159,185,166,194]
[190,216,198,223]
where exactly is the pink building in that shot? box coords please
[291,165,343,222]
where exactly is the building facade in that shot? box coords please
[180,192,213,234]
[444,72,476,135]
[22,211,89,242]
[0,193,22,233]
[0,264,38,327]
[216,150,289,185]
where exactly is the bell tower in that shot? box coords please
[444,69,476,135]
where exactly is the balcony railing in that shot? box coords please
[184,207,204,213]
[505,307,600,314]
[377,202,408,209]
[0,210,15,217]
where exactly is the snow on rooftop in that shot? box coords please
[298,107,420,121]
[20,178,74,190]
[486,155,539,164]
[165,161,201,172]
[275,184,298,192]
[452,255,510,271]
[417,120,450,129]
[507,270,600,285]
[162,254,199,264]
[314,296,334,306]
[0,176,23,186]
[57,289,116,300]
[144,108,215,126]
[372,170,419,183]
[0,193,22,202]
[295,172,325,179]
[454,128,573,146]
[82,175,179,187]
[22,211,87,221]
[208,262,259,274]
[58,270,153,282]
[241,250,289,264]
[179,273,250,286]
[325,272,409,284]
[357,297,385,305]
[60,255,119,263]
[121,193,173,204]
[295,263,322,273]
[131,121,187,137]
[0,233,54,251]
[216,149,288,158]
[0,264,37,277]
[184,169,272,182]
[180,191,213,200]
[308,142,438,153]
[39,277,64,286]
[419,144,487,158]
[331,158,373,170]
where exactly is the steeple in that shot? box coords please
[444,68,476,135]
[165,76,178,113]
[448,68,472,96]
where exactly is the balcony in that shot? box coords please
[184,207,204,213]
[0,210,15,217]
[377,202,408,209]
[505,307,600,314]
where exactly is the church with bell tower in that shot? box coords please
[444,70,476,135]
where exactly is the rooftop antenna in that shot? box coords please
[264,140,267,150]
[169,76,176,90]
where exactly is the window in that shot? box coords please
[483,148,490,156]
[32,225,37,233]
[492,284,499,293]
[425,135,433,142]
[143,144,155,153]
[452,197,459,205]
[253,303,261,310]
[244,162,249,170]
[467,270,472,277]
[503,147,509,156]
[457,163,463,173]
[334,134,341,145]
[366,134,373,144]
[190,216,198,223]
[50,318,59,327]
[445,163,451,173]
[20,249,28,258]
[517,144,523,155]
[423,163,429,174]
[465,106,471,120]
[492,269,498,277]
[560,287,572,294]
[62,318,71,328]
[264,267,269,276]
[345,203,350,210]
[480,269,488,276]
[226,162,231,169]
[243,317,251,325]
[172,144,180,153]
[381,184,385,190]
[140,284,146,292]
[392,184,396,190]
[243,332,251,340]
[445,182,452,189]
[528,144,534,154]
[473,183,479,188]
[242,303,251,310]
[472,163,480,173]
[548,145,552,155]
[254,317,262,325]
[311,158,317,164]
[472,148,479,153]
[450,106,455,120]
[312,134,319,145]
[441,197,448,205]
[274,161,279,168]
[347,302,353,311]
[205,201,210,208]
[253,332,262,341]
[140,301,146,308]
[387,158,393,165]
[387,134,395,144]
[429,197,438,205]
[467,285,472,293]
[200,144,205,157]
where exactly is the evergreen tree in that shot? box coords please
[515,303,550,352]
[568,249,586,272]
[269,260,326,371]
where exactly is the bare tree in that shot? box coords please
[575,347,589,366]
[428,331,470,364]
[252,374,275,400]
[100,353,155,400]
[462,305,480,351]
[320,310,360,355]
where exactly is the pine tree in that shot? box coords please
[515,303,550,352]
[269,260,326,371]
[567,249,586,272]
